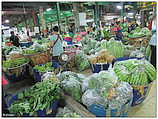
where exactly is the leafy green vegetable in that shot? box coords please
[75,52,90,71]
[114,59,156,85]
[33,62,54,73]
[100,39,125,58]
[9,80,61,116]
[2,46,18,55]
[3,58,29,69]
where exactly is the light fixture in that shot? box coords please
[138,16,141,19]
[5,19,9,23]
[46,8,52,11]
[116,5,122,10]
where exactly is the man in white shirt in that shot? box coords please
[149,14,156,68]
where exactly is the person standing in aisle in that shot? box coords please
[10,31,20,47]
[149,14,156,68]
[115,22,123,41]
[50,26,64,61]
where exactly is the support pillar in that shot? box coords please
[56,2,61,33]
[73,3,80,32]
[39,6,46,35]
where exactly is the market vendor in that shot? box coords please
[149,14,156,68]
[10,31,20,47]
[50,26,64,61]
[114,22,123,41]
[128,20,138,33]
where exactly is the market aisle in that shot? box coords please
[128,80,156,117]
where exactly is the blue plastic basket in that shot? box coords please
[33,63,54,82]
[88,99,132,117]
[91,63,110,73]
[131,83,152,106]
[4,64,29,83]
[52,60,60,69]
[33,69,44,82]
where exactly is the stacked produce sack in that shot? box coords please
[113,59,156,106]
[59,71,85,102]
[81,70,133,117]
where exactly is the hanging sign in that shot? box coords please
[34,27,40,33]
[79,13,87,26]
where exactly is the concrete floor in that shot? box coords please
[4,69,157,117]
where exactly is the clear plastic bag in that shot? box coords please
[82,89,108,107]
[61,77,82,102]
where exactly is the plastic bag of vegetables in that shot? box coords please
[75,52,90,71]
[129,50,144,58]
[82,80,133,109]
[113,59,156,85]
[61,77,82,102]
[56,106,81,117]
[41,72,58,81]
[100,39,125,58]
[82,89,108,107]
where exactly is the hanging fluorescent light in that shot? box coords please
[46,8,52,11]
[5,19,9,23]
[116,5,122,10]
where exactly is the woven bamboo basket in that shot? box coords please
[24,49,51,66]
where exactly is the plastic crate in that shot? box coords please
[88,99,132,117]
[131,83,152,106]
[91,63,110,73]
